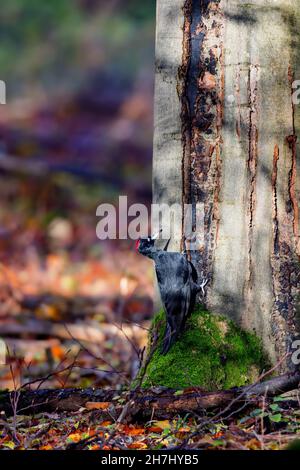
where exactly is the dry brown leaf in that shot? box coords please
[128,441,148,450]
[85,401,111,410]
[147,426,164,434]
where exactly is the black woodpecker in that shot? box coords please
[136,233,207,354]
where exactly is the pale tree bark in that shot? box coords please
[153,0,300,370]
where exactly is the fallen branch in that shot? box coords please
[0,388,118,416]
[0,370,299,418]
[243,370,300,397]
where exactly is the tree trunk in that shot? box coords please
[153,0,300,370]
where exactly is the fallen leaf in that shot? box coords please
[152,420,170,430]
[178,427,191,433]
[85,402,110,410]
[246,438,261,450]
[212,431,224,439]
[127,427,146,436]
[269,413,282,423]
[67,433,82,443]
[2,441,15,450]
[128,441,148,450]
[118,425,145,436]
[147,426,164,434]
[89,444,101,451]
[99,421,113,427]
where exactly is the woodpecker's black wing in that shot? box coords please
[153,252,193,354]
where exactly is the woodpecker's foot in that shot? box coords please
[198,275,208,297]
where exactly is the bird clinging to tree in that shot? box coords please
[136,232,207,354]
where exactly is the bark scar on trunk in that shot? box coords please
[272,144,280,253]
[179,0,224,286]
[246,64,259,288]
[287,65,299,256]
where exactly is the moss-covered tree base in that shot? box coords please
[140,308,269,390]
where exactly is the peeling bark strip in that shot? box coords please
[288,65,300,255]
[271,135,300,369]
[269,66,300,370]
[287,134,299,252]
[246,65,259,287]
[271,73,300,370]
[272,145,280,254]
[180,0,224,278]
[179,0,193,253]
[270,144,286,365]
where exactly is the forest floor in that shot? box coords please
[1,389,300,450]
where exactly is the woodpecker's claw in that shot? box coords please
[198,276,208,297]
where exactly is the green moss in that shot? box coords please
[141,307,269,390]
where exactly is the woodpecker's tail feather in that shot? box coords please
[161,321,182,355]
[161,323,180,355]
[161,323,172,355]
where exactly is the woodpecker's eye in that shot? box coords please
[135,239,141,251]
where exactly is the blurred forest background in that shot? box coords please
[0,0,155,390]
